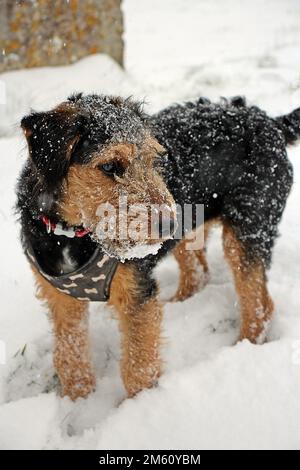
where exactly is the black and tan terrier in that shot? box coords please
[17,93,299,400]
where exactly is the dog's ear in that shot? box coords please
[21,103,87,190]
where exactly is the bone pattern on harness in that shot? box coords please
[26,217,119,301]
[26,245,119,301]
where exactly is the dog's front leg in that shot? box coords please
[33,269,96,400]
[109,263,162,397]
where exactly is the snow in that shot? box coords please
[0,55,143,138]
[115,242,163,262]
[0,394,57,450]
[1,0,300,450]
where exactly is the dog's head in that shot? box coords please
[21,94,176,259]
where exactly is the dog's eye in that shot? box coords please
[99,161,124,177]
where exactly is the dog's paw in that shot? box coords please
[122,362,161,398]
[59,371,96,401]
[170,271,210,302]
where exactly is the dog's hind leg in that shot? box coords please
[171,240,208,302]
[109,263,162,397]
[32,268,96,400]
[171,223,211,302]
[222,222,274,344]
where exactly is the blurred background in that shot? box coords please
[1,0,300,134]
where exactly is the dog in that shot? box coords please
[17,93,299,400]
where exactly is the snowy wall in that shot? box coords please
[0,0,124,73]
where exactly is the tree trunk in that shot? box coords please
[0,0,123,73]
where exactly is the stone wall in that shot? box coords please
[0,0,123,73]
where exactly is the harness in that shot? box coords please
[26,216,119,302]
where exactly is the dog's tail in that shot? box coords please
[276,108,300,145]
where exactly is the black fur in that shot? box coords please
[151,97,294,266]
[17,94,151,278]
[276,108,300,145]
[17,94,298,292]
[21,108,87,191]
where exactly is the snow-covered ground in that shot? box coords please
[0,0,300,450]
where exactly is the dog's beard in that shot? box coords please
[84,212,169,261]
[91,235,163,262]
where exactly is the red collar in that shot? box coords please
[41,215,91,238]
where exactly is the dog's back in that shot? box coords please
[151,97,296,265]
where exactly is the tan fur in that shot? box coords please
[32,267,96,400]
[108,263,162,397]
[31,137,172,401]
[59,140,176,245]
[28,102,274,402]
[171,222,212,301]
[222,222,274,343]
[172,218,273,343]
[172,239,209,301]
